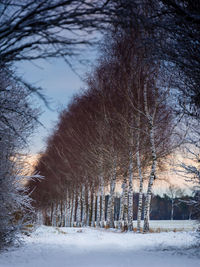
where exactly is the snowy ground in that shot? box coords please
[0,225,199,267]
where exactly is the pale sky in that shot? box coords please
[16,57,89,154]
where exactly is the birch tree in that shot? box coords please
[166,185,183,220]
[142,81,158,232]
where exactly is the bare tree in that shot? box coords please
[157,0,200,112]
[0,0,116,63]
[166,185,184,220]
[117,0,200,113]
[28,4,182,232]
[178,128,200,223]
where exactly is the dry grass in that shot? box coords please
[56,227,67,234]
[146,227,186,233]
[76,229,83,233]
[25,224,34,228]
[22,224,34,236]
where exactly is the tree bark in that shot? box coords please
[96,184,101,227]
[91,191,96,227]
[171,199,174,220]
[118,181,125,229]
[100,179,105,228]
[107,156,117,228]
[136,120,144,232]
[143,84,157,233]
[123,173,128,231]
[81,185,87,226]
[76,189,81,227]
[87,186,91,226]
[128,150,134,231]
[71,192,76,227]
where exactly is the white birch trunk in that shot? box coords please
[48,207,52,225]
[128,150,134,231]
[81,184,87,227]
[96,184,101,227]
[136,127,144,232]
[60,201,63,227]
[91,191,96,227]
[71,193,76,227]
[66,193,71,227]
[171,199,174,220]
[123,173,128,231]
[118,182,125,229]
[57,203,60,226]
[50,203,54,226]
[66,198,69,227]
[87,187,91,226]
[84,188,88,226]
[134,86,144,232]
[76,190,81,227]
[53,202,57,227]
[100,180,105,228]
[143,84,157,233]
[107,156,117,228]
[118,174,128,231]
[137,153,143,232]
[64,199,67,227]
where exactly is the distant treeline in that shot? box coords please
[113,193,197,221]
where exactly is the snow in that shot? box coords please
[0,226,199,267]
[133,220,198,231]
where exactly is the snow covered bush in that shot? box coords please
[0,66,39,249]
[178,117,200,230]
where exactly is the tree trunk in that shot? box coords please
[71,192,75,227]
[106,156,117,228]
[118,181,125,229]
[128,150,134,231]
[87,186,91,226]
[76,190,81,227]
[136,85,144,232]
[66,194,71,227]
[60,201,63,227]
[91,191,96,227]
[64,199,67,227]
[143,121,157,232]
[100,179,105,228]
[96,185,101,227]
[136,134,144,232]
[50,202,54,226]
[83,186,88,226]
[123,173,128,231]
[171,199,174,220]
[143,84,157,233]
[81,185,86,227]
[53,202,58,227]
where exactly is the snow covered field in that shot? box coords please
[0,225,199,267]
[133,220,199,231]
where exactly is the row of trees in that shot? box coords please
[29,0,200,231]
[40,192,198,227]
[1,0,199,249]
[29,26,181,232]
